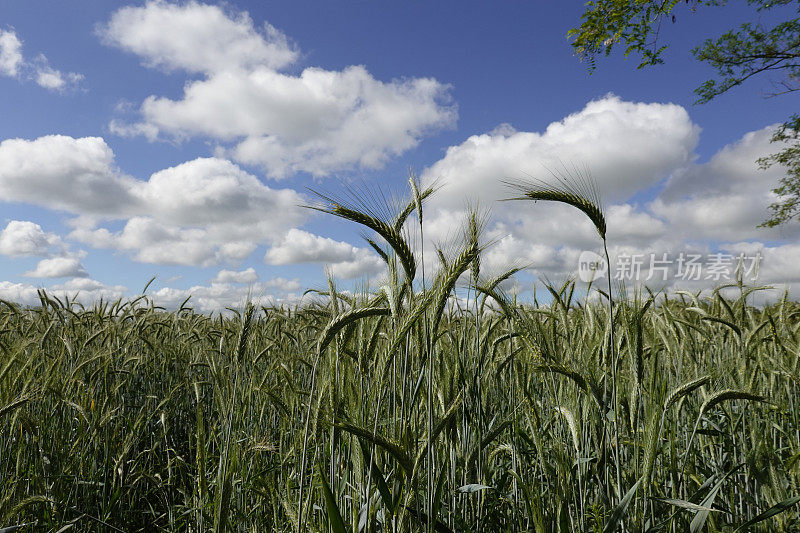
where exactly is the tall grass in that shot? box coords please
[1,181,800,531]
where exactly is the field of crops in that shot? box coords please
[2,183,800,532]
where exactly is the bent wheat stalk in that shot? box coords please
[504,168,622,503]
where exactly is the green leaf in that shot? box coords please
[456,483,493,494]
[336,422,413,474]
[735,494,800,531]
[508,470,545,533]
[0,396,32,420]
[317,463,348,533]
[432,467,448,525]
[356,438,394,512]
[701,316,742,338]
[401,504,454,533]
[652,497,720,513]
[603,478,641,533]
[0,524,36,533]
[690,465,741,533]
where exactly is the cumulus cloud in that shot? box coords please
[101,1,455,177]
[266,228,360,264]
[0,29,82,91]
[134,157,303,228]
[99,0,298,73]
[0,135,307,265]
[265,229,384,279]
[418,95,798,295]
[71,217,252,266]
[0,278,127,308]
[721,242,800,286]
[420,95,697,267]
[424,95,697,209]
[0,276,302,314]
[261,276,302,291]
[606,204,668,246]
[0,281,40,306]
[213,267,258,284]
[24,257,88,278]
[327,255,386,280]
[0,220,62,256]
[149,279,302,314]
[650,126,800,242]
[0,136,136,215]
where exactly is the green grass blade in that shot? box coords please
[357,438,394,511]
[735,494,800,531]
[603,479,641,533]
[651,497,719,513]
[690,465,741,533]
[317,462,348,533]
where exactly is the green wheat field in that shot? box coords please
[2,181,799,532]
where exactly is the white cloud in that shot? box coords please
[0,30,23,77]
[90,218,220,265]
[99,0,298,74]
[211,68,454,177]
[66,155,309,264]
[134,157,303,228]
[721,242,800,285]
[0,135,307,266]
[35,67,65,89]
[0,29,82,91]
[71,217,257,266]
[149,279,301,314]
[51,278,127,303]
[418,95,698,280]
[213,267,258,284]
[0,220,62,256]
[606,204,667,245]
[479,231,562,274]
[0,278,127,308]
[327,254,385,280]
[0,281,41,306]
[0,135,136,215]
[266,228,359,264]
[262,276,302,291]
[265,229,384,279]
[33,58,84,91]
[423,95,697,209]
[102,1,455,178]
[0,277,308,313]
[108,120,159,140]
[24,257,88,278]
[650,126,800,242]
[418,96,800,294]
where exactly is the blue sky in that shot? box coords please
[1,1,799,311]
